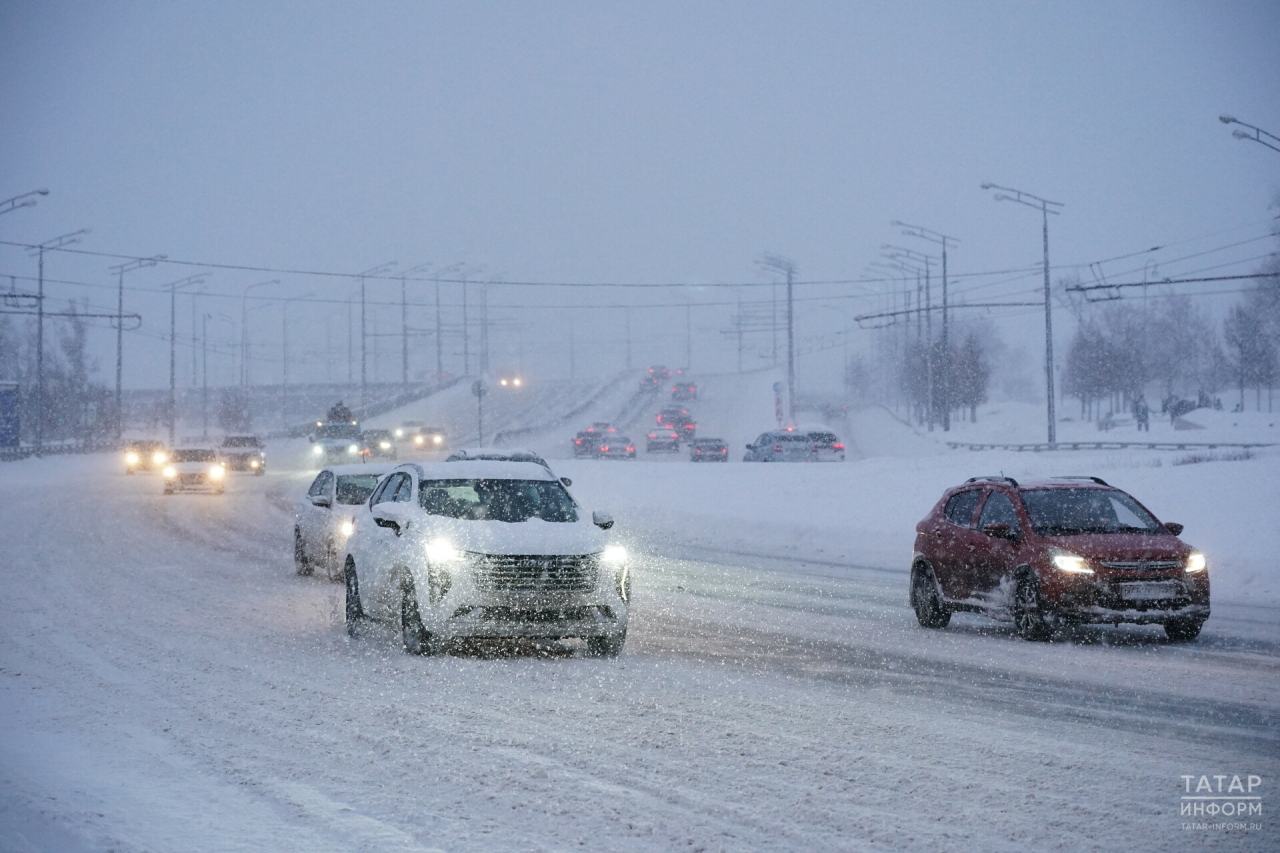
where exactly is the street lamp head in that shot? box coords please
[980,183,993,190]
[1219,114,1236,124]
[1233,129,1250,140]
[37,189,49,196]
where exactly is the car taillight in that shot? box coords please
[575,439,581,444]
[695,449,702,453]
[833,443,844,450]
[685,424,694,428]
[600,446,610,451]
[773,444,782,452]
[626,446,634,452]
[720,448,727,453]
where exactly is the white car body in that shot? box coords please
[295,463,396,581]
[343,460,629,655]
[162,448,226,494]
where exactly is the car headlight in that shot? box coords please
[602,545,627,564]
[153,452,167,465]
[209,465,225,480]
[432,435,443,444]
[395,429,404,437]
[250,459,259,468]
[1050,549,1094,574]
[162,466,177,478]
[347,444,359,454]
[340,519,355,538]
[125,452,139,465]
[414,435,425,445]
[425,538,463,564]
[1185,551,1206,573]
[379,441,390,449]
[312,445,323,455]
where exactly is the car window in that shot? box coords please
[418,478,578,523]
[978,491,1021,534]
[1020,488,1163,535]
[307,472,329,497]
[391,474,413,503]
[336,474,379,505]
[368,475,397,506]
[172,449,217,462]
[944,490,982,527]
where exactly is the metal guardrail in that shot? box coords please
[947,440,1275,452]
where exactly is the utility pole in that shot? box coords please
[879,250,936,430]
[685,298,692,370]
[480,282,490,375]
[108,254,164,441]
[165,275,207,447]
[625,308,632,370]
[983,183,1064,444]
[757,254,797,420]
[892,223,960,431]
[31,229,89,454]
[282,293,313,429]
[201,313,210,438]
[240,279,279,387]
[568,315,576,381]
[397,264,431,392]
[358,262,397,410]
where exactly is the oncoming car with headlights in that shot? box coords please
[296,464,395,581]
[162,448,226,495]
[910,476,1210,641]
[342,461,629,656]
[310,421,363,464]
[124,439,168,474]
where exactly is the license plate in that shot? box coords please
[1120,581,1181,601]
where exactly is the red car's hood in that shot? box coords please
[1045,532,1189,563]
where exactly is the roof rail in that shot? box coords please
[965,475,1019,488]
[1052,475,1110,486]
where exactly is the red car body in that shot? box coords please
[910,476,1209,641]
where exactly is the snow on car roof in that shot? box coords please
[324,462,397,476]
[409,460,557,481]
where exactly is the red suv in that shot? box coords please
[910,476,1209,641]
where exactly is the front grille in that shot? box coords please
[1099,560,1182,572]
[479,606,597,622]
[473,554,598,593]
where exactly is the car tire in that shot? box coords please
[1164,617,1205,642]
[911,562,951,629]
[294,527,313,576]
[344,559,363,634]
[400,576,444,656]
[1013,572,1053,641]
[586,631,626,657]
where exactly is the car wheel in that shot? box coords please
[1013,572,1053,641]
[294,527,313,576]
[400,576,443,656]
[344,559,363,633]
[586,630,626,657]
[911,563,951,628]
[1164,617,1205,642]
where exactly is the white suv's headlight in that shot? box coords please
[1050,549,1094,574]
[1185,551,1206,573]
[347,444,359,454]
[312,445,323,455]
[425,538,463,564]
[601,545,627,564]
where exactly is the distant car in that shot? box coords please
[671,382,697,401]
[572,431,603,458]
[640,365,670,389]
[396,423,448,452]
[646,426,681,453]
[743,428,845,462]
[343,460,629,656]
[162,448,226,494]
[447,447,557,475]
[361,429,398,460]
[296,464,395,581]
[586,422,618,435]
[597,437,636,459]
[657,405,688,425]
[311,421,364,464]
[124,439,168,474]
[910,476,1210,641]
[219,434,266,474]
[795,424,847,461]
[689,437,729,461]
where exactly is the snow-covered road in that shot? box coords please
[2,448,1277,852]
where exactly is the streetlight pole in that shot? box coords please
[1219,115,1280,153]
[397,263,432,392]
[983,183,1064,444]
[876,253,934,429]
[282,293,314,428]
[358,262,397,409]
[108,254,165,441]
[31,229,89,454]
[165,275,207,447]
[0,189,49,217]
[202,313,210,438]
[891,224,959,431]
[757,255,797,421]
[241,279,279,387]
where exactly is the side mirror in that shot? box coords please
[1164,522,1184,536]
[308,435,315,443]
[593,511,614,530]
[560,477,573,487]
[982,522,1015,540]
[310,494,331,508]
[745,444,755,451]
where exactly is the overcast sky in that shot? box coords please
[2,1,1278,391]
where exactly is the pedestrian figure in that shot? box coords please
[1134,396,1150,432]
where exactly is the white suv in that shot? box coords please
[342,460,629,656]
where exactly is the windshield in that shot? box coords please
[809,433,838,443]
[1021,488,1164,535]
[222,436,260,448]
[316,424,359,440]
[172,449,217,463]
[336,475,381,505]
[418,478,579,523]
